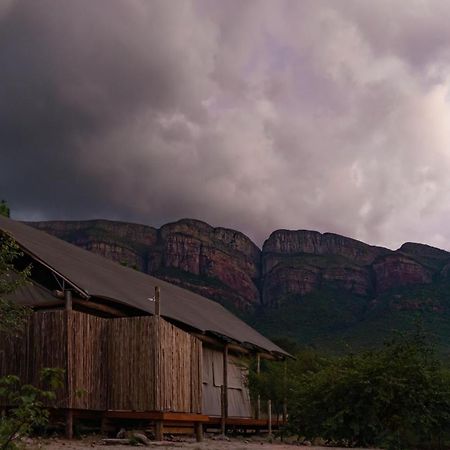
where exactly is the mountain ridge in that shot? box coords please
[27,218,450,354]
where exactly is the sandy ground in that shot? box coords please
[25,436,378,450]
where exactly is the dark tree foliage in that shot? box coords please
[247,348,328,420]
[0,201,9,218]
[0,235,31,334]
[249,326,450,449]
[0,369,64,450]
[0,234,64,449]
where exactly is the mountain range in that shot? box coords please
[28,219,450,355]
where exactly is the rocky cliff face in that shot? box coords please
[260,230,391,306]
[29,218,261,310]
[263,229,388,266]
[372,254,433,293]
[28,219,450,312]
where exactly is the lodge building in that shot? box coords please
[0,216,288,440]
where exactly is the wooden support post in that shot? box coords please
[283,359,288,423]
[220,343,229,436]
[65,293,73,440]
[154,286,161,316]
[223,343,228,419]
[65,289,72,311]
[268,400,272,437]
[256,353,261,419]
[195,422,203,442]
[220,385,226,435]
[155,420,164,441]
[100,416,108,435]
[65,410,73,439]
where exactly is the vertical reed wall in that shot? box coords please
[0,311,202,413]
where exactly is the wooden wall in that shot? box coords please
[29,311,69,406]
[107,316,157,411]
[0,311,202,413]
[108,316,202,413]
[68,312,108,410]
[156,318,202,413]
[0,328,29,383]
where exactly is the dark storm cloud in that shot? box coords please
[2,0,450,248]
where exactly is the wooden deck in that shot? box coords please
[47,409,283,441]
[206,416,284,431]
[103,410,209,441]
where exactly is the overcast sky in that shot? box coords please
[2,0,450,249]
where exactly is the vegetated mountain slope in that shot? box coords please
[28,219,450,355]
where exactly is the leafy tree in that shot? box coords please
[0,233,63,448]
[287,327,450,449]
[0,235,30,334]
[248,348,329,421]
[249,324,450,449]
[0,202,9,218]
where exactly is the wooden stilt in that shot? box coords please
[65,410,74,439]
[155,421,164,441]
[100,416,109,435]
[195,422,203,442]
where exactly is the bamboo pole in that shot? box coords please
[256,353,261,419]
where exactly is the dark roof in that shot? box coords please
[0,216,287,357]
[7,279,59,307]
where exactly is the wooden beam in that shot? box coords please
[191,333,251,355]
[104,410,208,422]
[72,299,123,317]
[32,301,64,309]
[32,299,124,317]
[208,417,276,426]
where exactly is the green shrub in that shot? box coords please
[288,328,450,449]
[0,369,64,449]
[249,325,450,449]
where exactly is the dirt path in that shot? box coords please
[28,436,377,450]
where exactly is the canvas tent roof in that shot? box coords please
[0,215,288,357]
